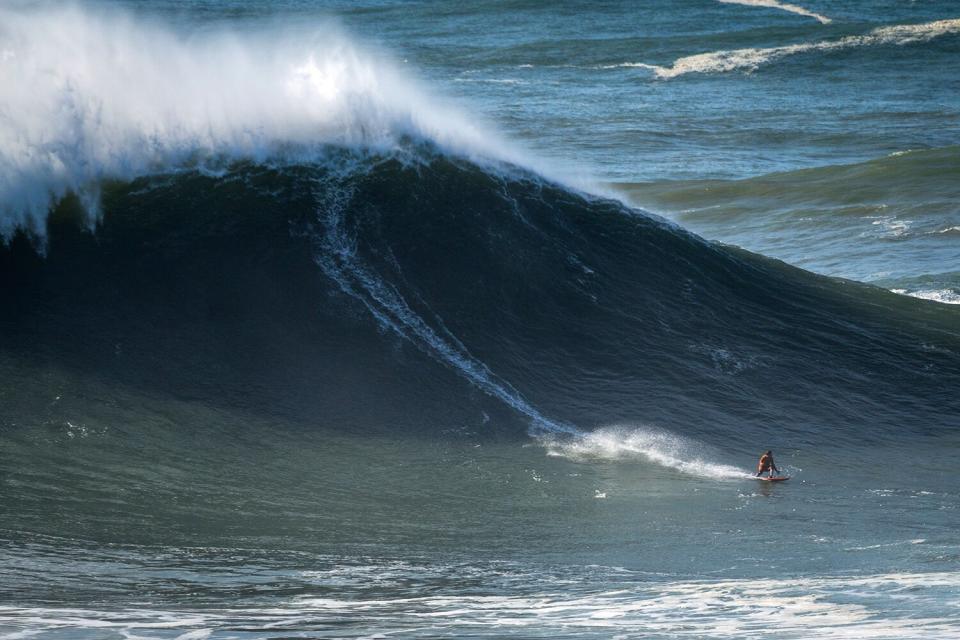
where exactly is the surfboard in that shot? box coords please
[756,476,789,482]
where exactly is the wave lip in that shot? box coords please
[0,4,530,238]
[645,18,960,78]
[716,0,831,25]
[892,288,960,305]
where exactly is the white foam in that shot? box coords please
[0,5,532,238]
[716,0,832,24]
[869,216,913,238]
[646,18,960,79]
[932,225,960,235]
[891,288,960,305]
[542,425,752,479]
[3,572,959,638]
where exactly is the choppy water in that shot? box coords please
[1,1,959,638]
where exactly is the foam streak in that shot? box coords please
[647,18,960,78]
[312,177,579,435]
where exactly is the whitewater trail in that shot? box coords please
[311,175,581,437]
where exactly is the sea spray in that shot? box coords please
[0,4,531,237]
[541,425,752,479]
[637,18,960,78]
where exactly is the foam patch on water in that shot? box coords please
[0,5,535,238]
[3,571,959,639]
[932,226,960,236]
[541,425,752,479]
[716,0,831,24]
[868,216,914,239]
[644,18,960,79]
[891,288,960,305]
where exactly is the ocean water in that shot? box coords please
[1,1,959,638]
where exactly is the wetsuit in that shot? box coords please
[756,453,778,477]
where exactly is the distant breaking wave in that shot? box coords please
[716,0,831,25]
[613,147,960,305]
[312,173,580,436]
[893,289,960,306]
[638,18,960,78]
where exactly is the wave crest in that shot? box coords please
[0,5,523,237]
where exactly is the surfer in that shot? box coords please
[755,450,779,477]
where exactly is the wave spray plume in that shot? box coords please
[0,4,532,237]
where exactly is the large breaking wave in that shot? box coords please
[1,5,959,453]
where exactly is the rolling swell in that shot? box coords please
[616,147,960,303]
[2,150,958,448]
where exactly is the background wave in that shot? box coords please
[543,426,752,479]
[0,4,546,238]
[716,0,831,25]
[615,147,960,304]
[640,18,960,78]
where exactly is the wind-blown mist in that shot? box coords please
[0,4,530,236]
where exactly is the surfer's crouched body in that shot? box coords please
[756,450,779,477]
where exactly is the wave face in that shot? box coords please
[3,152,959,448]
[715,0,832,25]
[0,4,537,238]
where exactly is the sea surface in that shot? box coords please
[1,1,959,638]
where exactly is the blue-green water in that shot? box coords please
[1,1,959,638]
